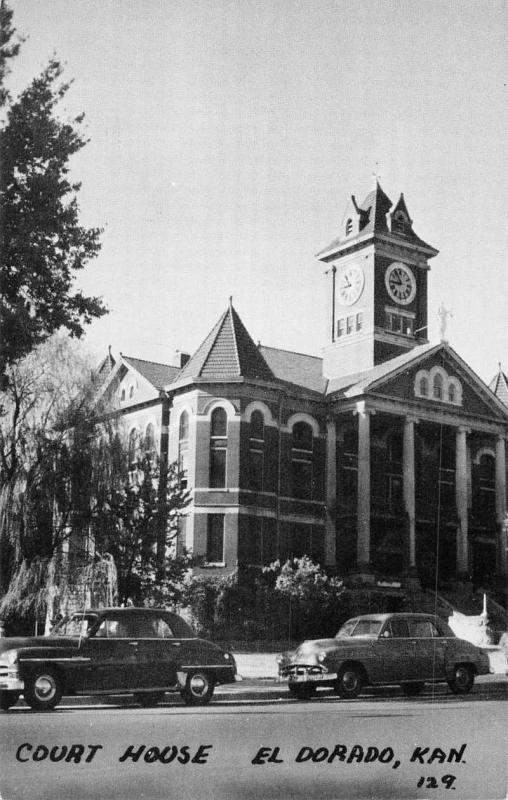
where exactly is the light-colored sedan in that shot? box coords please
[277,612,491,699]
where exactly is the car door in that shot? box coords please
[82,614,141,692]
[133,614,181,689]
[372,618,417,684]
[408,618,448,681]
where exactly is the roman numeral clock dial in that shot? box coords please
[385,262,416,305]
[338,265,365,306]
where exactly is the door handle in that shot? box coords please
[170,641,181,646]
[128,641,138,647]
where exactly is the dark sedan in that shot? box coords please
[0,607,237,711]
[277,612,491,699]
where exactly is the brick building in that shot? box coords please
[95,182,508,593]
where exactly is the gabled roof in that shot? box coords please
[327,342,508,419]
[121,355,180,390]
[173,303,275,384]
[489,366,508,407]
[259,345,327,393]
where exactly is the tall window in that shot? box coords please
[477,454,495,514]
[144,423,156,454]
[433,373,444,400]
[345,218,353,236]
[249,410,264,491]
[209,407,227,487]
[291,421,313,500]
[419,376,428,397]
[206,514,224,563]
[128,428,139,468]
[178,411,189,489]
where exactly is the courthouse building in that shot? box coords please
[95,182,508,592]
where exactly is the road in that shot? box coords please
[0,680,506,800]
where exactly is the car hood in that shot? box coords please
[283,636,372,664]
[0,636,81,655]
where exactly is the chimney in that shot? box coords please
[174,350,190,368]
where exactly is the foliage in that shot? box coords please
[90,454,192,607]
[0,2,106,383]
[184,558,349,643]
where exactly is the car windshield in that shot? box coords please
[51,614,97,636]
[336,619,383,639]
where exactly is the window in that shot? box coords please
[292,421,313,500]
[121,388,126,401]
[345,218,353,236]
[206,515,224,563]
[129,385,135,399]
[346,316,354,335]
[178,411,189,489]
[394,213,405,234]
[433,373,443,400]
[128,428,139,467]
[356,312,363,331]
[385,311,414,336]
[249,411,265,491]
[209,408,227,487]
[384,618,409,638]
[419,377,428,397]
[408,619,441,638]
[337,318,345,338]
[145,423,156,454]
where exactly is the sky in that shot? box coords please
[8,0,508,383]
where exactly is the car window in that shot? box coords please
[129,616,175,638]
[52,614,96,636]
[408,619,440,638]
[350,619,383,638]
[94,618,131,638]
[336,619,358,638]
[382,619,409,638]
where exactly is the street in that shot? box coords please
[1,679,506,800]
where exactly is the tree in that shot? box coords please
[0,1,107,383]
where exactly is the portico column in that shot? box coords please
[455,426,470,576]
[403,416,417,570]
[495,435,507,576]
[325,418,337,567]
[356,403,372,567]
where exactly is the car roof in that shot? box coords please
[73,608,179,616]
[349,613,441,622]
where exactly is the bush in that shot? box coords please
[182,558,350,644]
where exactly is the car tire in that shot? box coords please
[135,692,166,707]
[335,665,364,699]
[448,664,474,695]
[288,683,316,700]
[24,668,63,711]
[180,671,215,706]
[0,690,20,710]
[401,682,425,696]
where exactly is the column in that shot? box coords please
[356,403,371,567]
[495,435,507,576]
[403,416,417,570]
[325,418,337,567]
[455,426,470,576]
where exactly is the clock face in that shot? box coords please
[385,262,416,305]
[338,265,365,306]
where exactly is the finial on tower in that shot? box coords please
[371,162,382,187]
[229,295,233,307]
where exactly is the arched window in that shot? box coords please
[145,423,156,454]
[448,384,456,403]
[210,408,227,487]
[394,213,405,233]
[120,388,126,401]
[345,218,353,236]
[291,421,313,500]
[249,410,264,491]
[129,385,135,399]
[419,377,428,397]
[128,428,139,468]
[178,412,189,489]
[433,373,443,400]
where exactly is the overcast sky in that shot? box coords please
[9,0,508,383]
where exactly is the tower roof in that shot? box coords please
[489,365,508,406]
[173,302,275,384]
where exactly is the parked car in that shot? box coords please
[0,607,237,711]
[277,612,491,699]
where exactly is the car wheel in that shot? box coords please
[288,683,316,700]
[180,671,215,706]
[335,666,364,699]
[401,682,425,696]
[448,664,474,695]
[0,690,20,710]
[135,692,166,707]
[24,669,63,711]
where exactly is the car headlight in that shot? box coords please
[1,649,18,666]
[276,654,284,664]
[317,651,326,663]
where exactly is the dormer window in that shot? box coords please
[120,388,126,401]
[345,218,353,236]
[129,385,135,399]
[394,213,406,234]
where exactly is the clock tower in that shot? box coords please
[317,182,438,379]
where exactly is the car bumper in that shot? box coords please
[278,665,337,684]
[0,675,24,692]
